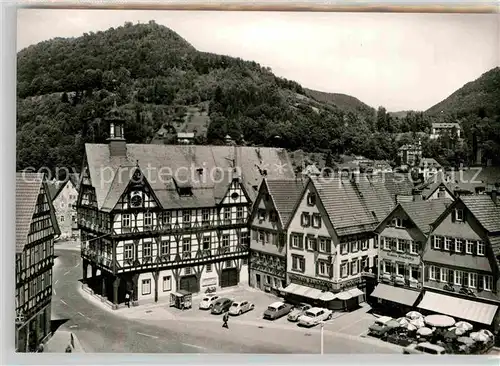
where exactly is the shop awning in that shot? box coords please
[319,292,336,301]
[348,288,364,297]
[282,283,323,300]
[370,283,420,306]
[418,291,498,325]
[336,291,353,300]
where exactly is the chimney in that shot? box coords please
[438,185,446,198]
[412,188,423,201]
[106,103,127,157]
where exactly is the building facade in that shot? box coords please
[398,142,422,167]
[430,122,461,140]
[77,107,294,308]
[283,175,395,310]
[371,199,450,314]
[16,172,60,352]
[420,193,500,332]
[248,179,305,294]
[48,175,80,240]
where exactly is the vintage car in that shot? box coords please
[368,316,400,338]
[210,298,233,315]
[297,307,332,327]
[228,300,255,316]
[403,342,447,355]
[263,301,294,320]
[287,303,312,322]
[199,295,219,310]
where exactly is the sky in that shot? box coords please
[17,8,499,111]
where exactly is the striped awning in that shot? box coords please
[348,288,364,297]
[282,283,323,300]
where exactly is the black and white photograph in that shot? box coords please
[14,5,500,356]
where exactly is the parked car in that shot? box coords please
[229,300,255,316]
[297,307,332,327]
[368,316,400,338]
[211,298,233,315]
[263,301,293,320]
[403,342,447,355]
[199,294,219,310]
[287,303,312,322]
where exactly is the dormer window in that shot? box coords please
[178,187,193,197]
[258,209,266,221]
[301,212,311,227]
[392,218,404,228]
[454,209,464,222]
[307,192,316,206]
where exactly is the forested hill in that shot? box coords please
[17,21,384,173]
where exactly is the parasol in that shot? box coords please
[455,321,473,332]
[410,317,425,328]
[457,336,474,345]
[470,331,489,342]
[406,311,423,320]
[401,322,417,332]
[424,314,455,328]
[447,326,467,336]
[395,317,410,326]
[478,329,494,338]
[417,327,433,336]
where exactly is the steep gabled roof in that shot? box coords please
[16,172,60,253]
[353,175,395,222]
[266,179,307,228]
[46,180,63,201]
[376,172,415,198]
[460,195,500,233]
[399,199,452,235]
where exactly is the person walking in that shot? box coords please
[125,291,130,308]
[222,311,229,329]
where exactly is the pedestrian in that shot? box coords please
[222,311,229,329]
[125,291,130,308]
[36,343,44,353]
[65,345,72,353]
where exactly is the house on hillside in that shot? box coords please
[16,172,60,352]
[371,198,451,315]
[418,158,442,181]
[398,142,422,167]
[47,174,80,240]
[430,122,461,140]
[282,175,395,311]
[419,191,500,332]
[77,106,295,309]
[248,179,306,294]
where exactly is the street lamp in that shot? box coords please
[320,321,324,355]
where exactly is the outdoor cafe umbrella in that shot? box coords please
[447,326,467,336]
[479,329,494,338]
[410,317,425,328]
[400,323,417,332]
[395,317,410,326]
[470,331,490,343]
[457,336,475,346]
[417,327,434,336]
[406,311,423,320]
[455,321,473,332]
[424,314,456,328]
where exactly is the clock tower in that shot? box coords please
[106,102,127,157]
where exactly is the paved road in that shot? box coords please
[52,247,400,354]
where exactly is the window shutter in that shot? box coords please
[424,266,429,281]
[289,234,293,248]
[329,263,333,278]
[346,262,351,276]
[326,240,331,253]
[451,210,456,222]
[299,236,304,249]
[463,273,468,287]
[315,261,319,276]
[313,238,318,252]
[391,238,396,250]
[478,275,484,290]
[252,229,257,240]
[448,269,453,283]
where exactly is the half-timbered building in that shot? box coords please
[248,178,306,294]
[16,172,60,352]
[77,107,294,308]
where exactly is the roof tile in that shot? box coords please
[461,195,500,233]
[266,179,306,227]
[400,198,452,234]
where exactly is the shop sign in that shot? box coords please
[288,273,333,291]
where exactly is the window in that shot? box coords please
[144,212,152,226]
[301,213,311,227]
[258,209,266,220]
[383,261,393,274]
[455,209,464,221]
[396,263,405,276]
[466,240,474,254]
[124,244,134,260]
[351,260,359,275]
[60,215,65,222]
[429,265,438,280]
[203,236,211,250]
[143,242,152,257]
[258,230,265,244]
[291,235,300,249]
[444,237,452,251]
[440,267,448,282]
[468,273,477,288]
[341,262,348,277]
[410,241,419,254]
[183,210,191,226]
[202,209,210,224]
[477,241,485,256]
[361,239,369,251]
[361,256,368,271]
[222,234,230,247]
[307,237,316,251]
[397,239,405,252]
[265,275,271,285]
[292,255,305,272]
[160,240,169,256]
[382,237,390,250]
[185,267,192,275]
[433,236,442,249]
[265,232,270,244]
[455,239,463,253]
[236,207,244,220]
[122,214,131,227]
[392,218,403,228]
[454,270,463,286]
[142,279,151,295]
[162,211,171,225]
[318,261,328,276]
[224,208,231,222]
[312,214,321,228]
[182,238,191,253]
[307,192,316,206]
[162,276,171,292]
[484,275,493,291]
[352,241,359,252]
[319,238,327,252]
[341,242,349,254]
[242,258,248,265]
[206,263,212,272]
